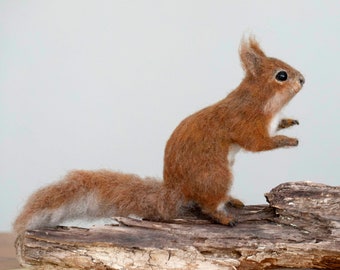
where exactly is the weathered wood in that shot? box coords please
[16,181,340,269]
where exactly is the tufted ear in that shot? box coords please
[239,36,266,76]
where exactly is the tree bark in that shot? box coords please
[15,181,340,269]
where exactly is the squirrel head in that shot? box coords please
[239,36,305,114]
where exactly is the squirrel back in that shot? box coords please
[13,36,304,233]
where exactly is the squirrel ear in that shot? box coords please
[239,36,266,76]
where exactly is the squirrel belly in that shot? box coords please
[14,36,305,233]
[13,170,182,234]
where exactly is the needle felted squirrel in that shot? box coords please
[13,36,305,234]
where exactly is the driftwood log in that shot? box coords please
[15,181,340,269]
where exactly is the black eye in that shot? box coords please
[275,70,288,82]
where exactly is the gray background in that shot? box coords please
[1,0,339,231]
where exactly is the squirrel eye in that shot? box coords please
[275,70,288,82]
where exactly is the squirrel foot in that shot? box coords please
[212,211,238,226]
[202,204,238,226]
[273,135,299,148]
[277,118,299,130]
[227,197,245,209]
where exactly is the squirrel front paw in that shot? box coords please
[277,118,299,130]
[273,135,299,148]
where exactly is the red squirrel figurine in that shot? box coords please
[14,36,304,234]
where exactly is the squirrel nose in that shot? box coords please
[299,75,305,86]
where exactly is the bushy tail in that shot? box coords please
[13,170,183,234]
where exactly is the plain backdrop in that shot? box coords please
[0,1,339,232]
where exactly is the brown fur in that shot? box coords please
[13,170,182,233]
[13,36,304,233]
[163,36,304,224]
